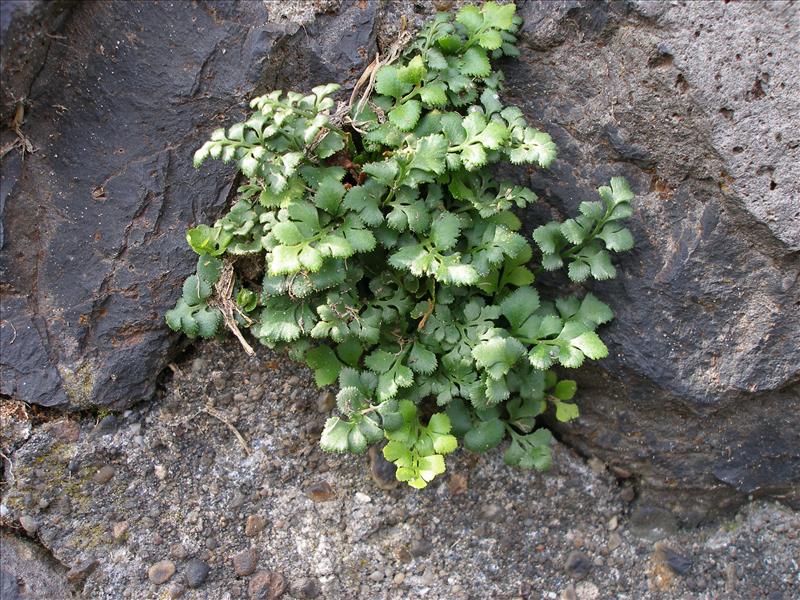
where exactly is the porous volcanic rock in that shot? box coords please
[506,0,799,520]
[0,0,797,521]
[0,0,378,408]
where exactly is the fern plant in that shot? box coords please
[167,2,634,489]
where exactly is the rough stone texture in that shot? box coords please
[1,341,798,599]
[0,532,73,600]
[0,0,797,527]
[0,0,378,409]
[504,0,800,520]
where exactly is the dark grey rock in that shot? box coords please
[564,550,592,580]
[409,539,433,558]
[511,0,800,519]
[0,0,378,410]
[655,545,693,576]
[0,533,70,599]
[184,559,210,589]
[0,0,796,522]
[290,577,321,599]
[368,445,398,490]
[94,414,118,436]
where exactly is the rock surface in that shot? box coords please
[505,0,800,520]
[0,0,797,524]
[1,341,798,599]
[0,532,72,600]
[0,0,378,409]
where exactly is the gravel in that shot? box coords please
[1,340,798,599]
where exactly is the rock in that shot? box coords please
[93,414,118,435]
[316,391,335,413]
[629,505,679,542]
[154,465,167,480]
[248,570,286,600]
[368,446,398,490]
[607,532,622,552]
[18,514,38,534]
[482,503,503,522]
[0,533,70,599]
[724,562,738,593]
[112,521,129,542]
[290,577,320,599]
[93,465,115,484]
[0,0,379,411]
[245,515,266,537]
[305,481,335,502]
[233,549,259,577]
[620,487,635,503]
[66,559,98,586]
[560,584,577,600]
[409,539,433,558]
[447,472,469,496]
[148,560,176,585]
[564,551,592,580]
[169,543,188,560]
[514,0,800,519]
[607,516,618,531]
[575,581,599,600]
[653,543,693,576]
[184,559,210,588]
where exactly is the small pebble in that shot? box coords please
[654,543,692,576]
[154,465,167,480]
[93,465,115,484]
[607,532,622,551]
[368,446,398,490]
[94,414,118,435]
[233,548,259,577]
[245,515,266,536]
[112,521,129,542]
[148,560,176,585]
[290,577,320,599]
[19,515,38,534]
[316,391,335,413]
[184,559,210,588]
[620,487,635,503]
[564,551,592,580]
[305,481,335,502]
[248,570,286,600]
[354,492,371,503]
[170,543,188,560]
[560,584,577,600]
[409,539,433,558]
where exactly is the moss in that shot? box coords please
[73,522,108,550]
[58,361,96,408]
[9,440,92,513]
